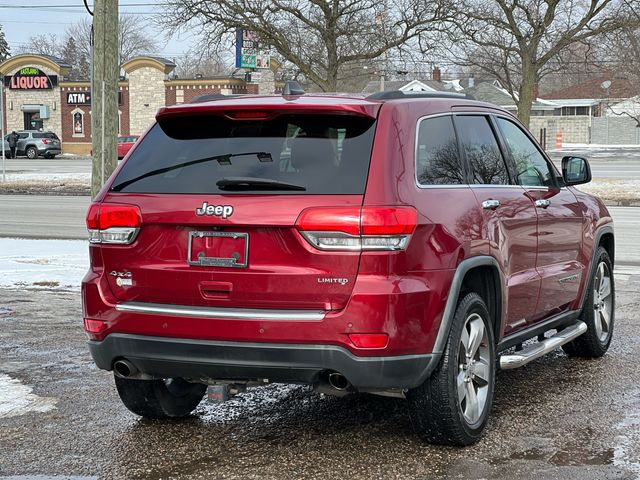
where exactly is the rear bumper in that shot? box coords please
[89,333,437,390]
[39,147,61,155]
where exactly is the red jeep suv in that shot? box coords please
[82,88,615,445]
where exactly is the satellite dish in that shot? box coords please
[601,80,612,90]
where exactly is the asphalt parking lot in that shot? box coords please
[1,151,640,478]
[0,270,639,479]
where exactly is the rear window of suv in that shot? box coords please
[111,113,377,194]
[33,133,59,140]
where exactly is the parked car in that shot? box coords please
[82,87,614,445]
[14,131,62,159]
[117,135,139,159]
[2,136,11,158]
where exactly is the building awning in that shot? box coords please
[21,104,43,112]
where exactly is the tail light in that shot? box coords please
[295,206,417,251]
[86,203,141,244]
[83,318,108,341]
[42,139,49,144]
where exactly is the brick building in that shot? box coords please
[1,53,264,155]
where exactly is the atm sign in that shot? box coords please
[67,92,92,104]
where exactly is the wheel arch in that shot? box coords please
[578,225,614,311]
[598,230,615,267]
[432,256,503,356]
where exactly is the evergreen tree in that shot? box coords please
[0,26,10,62]
[60,36,78,74]
[77,53,90,80]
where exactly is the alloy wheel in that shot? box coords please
[457,313,491,425]
[593,261,613,343]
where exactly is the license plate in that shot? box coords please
[187,231,248,268]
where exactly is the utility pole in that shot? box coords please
[1,75,5,182]
[91,0,119,198]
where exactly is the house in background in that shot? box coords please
[359,70,640,145]
[543,74,640,145]
[360,78,446,94]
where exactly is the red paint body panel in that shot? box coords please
[470,185,540,333]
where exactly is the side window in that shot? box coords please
[415,115,464,185]
[19,133,29,139]
[455,115,510,185]
[496,117,556,187]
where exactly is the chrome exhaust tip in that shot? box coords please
[113,359,138,378]
[327,372,350,391]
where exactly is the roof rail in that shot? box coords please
[366,90,470,100]
[190,93,241,103]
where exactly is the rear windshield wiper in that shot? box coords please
[111,151,272,191]
[216,177,306,191]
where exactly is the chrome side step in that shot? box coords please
[500,321,587,370]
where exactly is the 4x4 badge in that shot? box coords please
[196,202,233,219]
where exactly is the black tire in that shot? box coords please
[562,246,614,358]
[26,147,38,159]
[114,375,207,419]
[407,292,496,446]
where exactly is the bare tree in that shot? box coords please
[18,34,61,57]
[173,49,233,78]
[65,15,160,65]
[448,0,637,127]
[160,0,452,92]
[17,16,159,79]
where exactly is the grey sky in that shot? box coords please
[0,1,196,60]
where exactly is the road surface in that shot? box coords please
[0,195,638,266]
[0,195,90,239]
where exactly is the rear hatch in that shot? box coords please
[36,132,61,148]
[98,100,380,311]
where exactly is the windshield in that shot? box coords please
[110,113,377,195]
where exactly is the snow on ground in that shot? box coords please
[0,373,57,418]
[0,238,88,291]
[577,179,640,202]
[560,143,640,150]
[3,172,90,183]
[548,144,640,157]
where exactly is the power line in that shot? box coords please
[0,19,75,24]
[0,2,158,6]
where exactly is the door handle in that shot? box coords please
[481,199,500,210]
[535,199,550,208]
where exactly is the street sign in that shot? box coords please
[235,28,271,69]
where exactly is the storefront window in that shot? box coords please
[72,108,85,137]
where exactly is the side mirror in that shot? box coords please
[562,156,591,186]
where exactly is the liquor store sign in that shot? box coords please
[4,68,57,90]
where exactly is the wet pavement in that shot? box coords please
[0,272,639,479]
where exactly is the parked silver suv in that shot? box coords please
[14,131,62,159]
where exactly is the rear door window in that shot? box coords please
[111,113,376,195]
[415,115,464,185]
[455,115,511,185]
